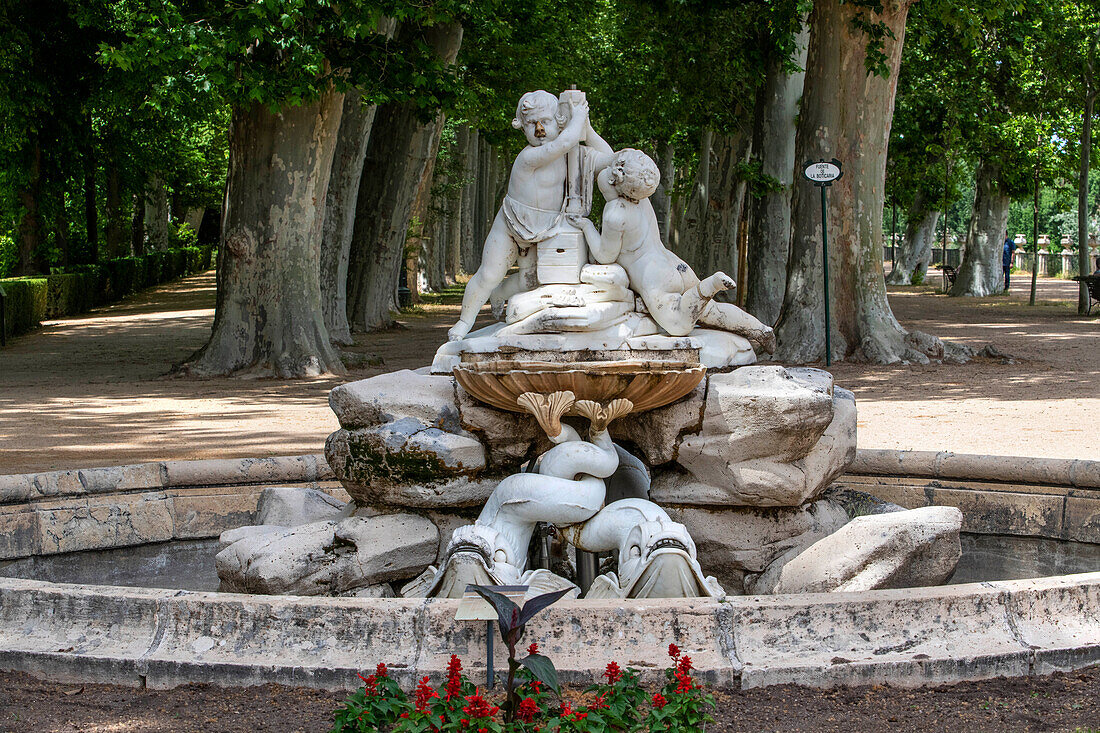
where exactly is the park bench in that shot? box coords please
[941,264,957,290]
[1073,275,1100,315]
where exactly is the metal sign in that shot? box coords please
[803,159,843,186]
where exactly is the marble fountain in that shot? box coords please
[0,89,1098,691]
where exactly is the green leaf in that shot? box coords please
[518,653,560,695]
[469,585,521,641]
[517,587,572,626]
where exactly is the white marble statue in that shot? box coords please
[448,91,615,342]
[404,391,722,600]
[568,149,775,353]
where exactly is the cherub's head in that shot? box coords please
[513,90,566,146]
[608,149,660,202]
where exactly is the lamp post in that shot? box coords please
[802,159,844,367]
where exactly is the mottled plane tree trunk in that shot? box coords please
[182,90,345,377]
[886,193,939,285]
[346,22,462,332]
[775,0,940,364]
[320,88,381,345]
[950,160,1011,296]
[746,18,809,326]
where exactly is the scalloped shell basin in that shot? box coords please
[453,353,706,414]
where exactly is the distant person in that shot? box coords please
[1093,255,1100,276]
[1002,237,1017,291]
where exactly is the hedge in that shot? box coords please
[1,245,214,343]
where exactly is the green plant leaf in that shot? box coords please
[518,653,560,695]
[517,587,572,626]
[469,585,521,640]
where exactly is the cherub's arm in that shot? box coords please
[569,208,626,265]
[584,122,617,171]
[520,100,589,169]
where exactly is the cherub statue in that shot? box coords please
[448,90,614,341]
[568,149,776,353]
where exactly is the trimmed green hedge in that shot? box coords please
[0,278,47,342]
[1,245,214,343]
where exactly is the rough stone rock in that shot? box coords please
[218,524,286,551]
[356,475,498,510]
[663,499,849,593]
[611,383,705,465]
[329,370,460,431]
[340,584,396,598]
[651,375,855,508]
[255,487,347,527]
[326,420,487,506]
[216,513,438,596]
[456,384,544,470]
[773,506,963,594]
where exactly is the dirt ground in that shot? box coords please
[1,666,1098,732]
[0,270,1097,474]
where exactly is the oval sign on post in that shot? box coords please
[803,159,843,185]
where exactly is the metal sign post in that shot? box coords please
[802,159,843,367]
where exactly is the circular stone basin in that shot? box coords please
[454,357,706,413]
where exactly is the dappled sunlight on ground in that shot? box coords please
[0,269,1096,472]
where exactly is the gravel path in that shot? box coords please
[0,270,1096,474]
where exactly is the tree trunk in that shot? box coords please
[459,127,480,274]
[16,142,43,276]
[674,129,713,270]
[651,141,675,243]
[1080,72,1098,312]
[775,0,925,364]
[104,160,128,258]
[320,88,380,345]
[130,192,145,256]
[949,160,1010,297]
[346,23,463,332]
[701,132,752,281]
[886,195,939,285]
[145,174,170,251]
[84,120,98,263]
[746,17,810,326]
[182,91,345,377]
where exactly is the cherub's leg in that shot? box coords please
[698,301,777,354]
[645,272,735,337]
[449,212,517,341]
[488,244,538,319]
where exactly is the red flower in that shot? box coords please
[516,696,539,723]
[462,690,499,719]
[677,655,693,675]
[375,662,389,678]
[668,643,681,659]
[445,655,464,700]
[414,675,438,712]
[560,702,573,717]
[673,670,694,694]
[652,692,668,709]
[527,642,539,656]
[572,711,588,721]
[357,673,378,697]
[603,661,622,684]
[590,693,608,710]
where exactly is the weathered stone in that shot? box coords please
[663,499,849,593]
[353,476,498,510]
[329,370,460,431]
[35,492,175,555]
[326,421,487,506]
[611,383,705,465]
[456,384,544,469]
[216,513,438,596]
[774,506,963,594]
[653,376,855,507]
[255,487,347,527]
[218,524,287,551]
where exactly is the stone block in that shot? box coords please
[171,487,263,539]
[35,492,175,555]
[216,513,438,596]
[1064,495,1100,544]
[0,505,39,560]
[611,383,705,465]
[329,370,460,431]
[930,486,1062,538]
[774,506,962,594]
[255,486,347,527]
[163,455,328,488]
[665,367,854,507]
[456,384,543,470]
[662,500,849,593]
[77,463,164,494]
